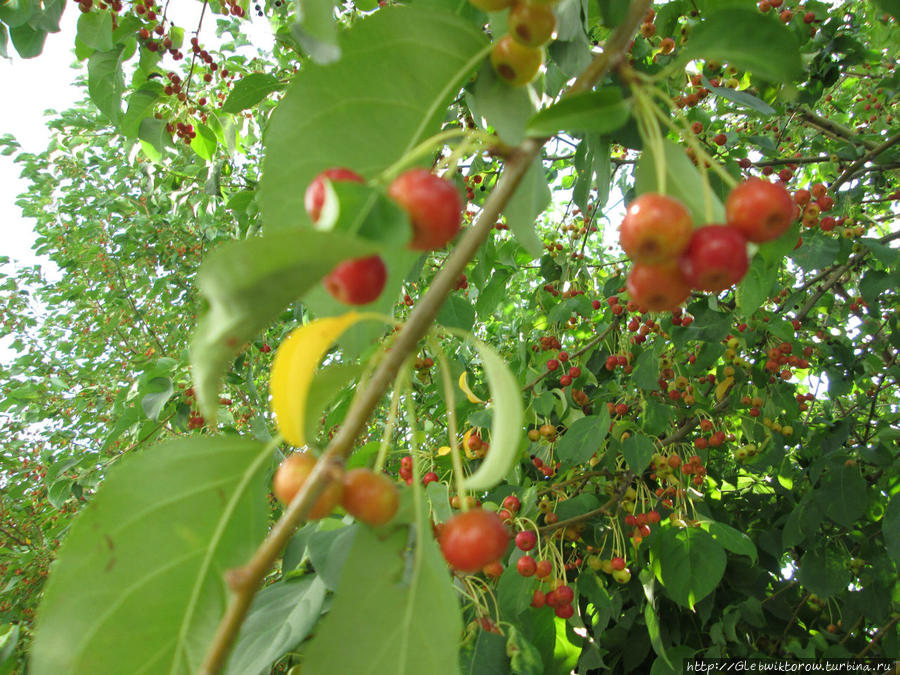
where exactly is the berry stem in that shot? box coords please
[431,337,468,507]
[373,379,402,473]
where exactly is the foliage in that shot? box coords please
[1,0,899,672]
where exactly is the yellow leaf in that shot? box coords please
[715,376,735,402]
[437,445,452,456]
[458,371,484,404]
[270,312,372,447]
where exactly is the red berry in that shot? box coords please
[422,471,439,485]
[559,375,572,386]
[555,603,575,619]
[341,468,399,526]
[547,359,560,371]
[515,530,537,551]
[273,453,343,519]
[323,255,387,305]
[619,193,693,264]
[554,584,574,604]
[535,559,552,578]
[725,178,795,242]
[626,263,692,312]
[678,225,749,292]
[502,495,521,512]
[517,555,537,577]
[388,169,462,251]
[531,589,546,608]
[568,366,581,378]
[304,167,364,223]
[439,509,510,572]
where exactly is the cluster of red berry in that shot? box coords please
[621,178,795,312]
[303,168,462,306]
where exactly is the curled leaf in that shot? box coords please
[462,340,524,491]
[458,371,484,404]
[270,312,377,447]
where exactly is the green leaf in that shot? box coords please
[140,376,174,421]
[527,89,630,137]
[0,624,20,675]
[76,11,113,52]
[706,521,757,562]
[437,294,477,332]
[736,256,777,318]
[0,24,8,59]
[121,86,161,139]
[191,230,377,420]
[650,527,727,610]
[47,479,73,509]
[260,6,488,233]
[797,547,850,599]
[818,465,867,529]
[0,0,35,28]
[463,339,524,491]
[506,625,543,675]
[291,0,340,64]
[31,0,64,32]
[622,433,655,475]
[138,117,169,155]
[556,412,609,468]
[190,123,218,160]
[476,270,511,319]
[683,9,802,82]
[88,47,125,123]
[704,80,776,115]
[462,630,509,675]
[9,22,46,58]
[504,157,549,258]
[635,139,725,225]
[884,495,900,564]
[498,564,534,618]
[303,525,463,674]
[221,73,285,114]
[632,348,660,390]
[468,64,534,145]
[31,436,270,674]
[225,576,327,675]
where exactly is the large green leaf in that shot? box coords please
[225,576,327,675]
[88,46,125,123]
[221,73,285,114]
[650,527,727,610]
[622,433,655,475]
[191,229,377,420]
[260,6,488,233]
[526,89,631,137]
[31,436,270,674]
[736,256,778,318]
[303,525,463,674]
[9,22,45,58]
[682,8,802,83]
[76,10,113,52]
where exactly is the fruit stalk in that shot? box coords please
[200,2,652,670]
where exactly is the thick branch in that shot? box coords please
[797,110,878,151]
